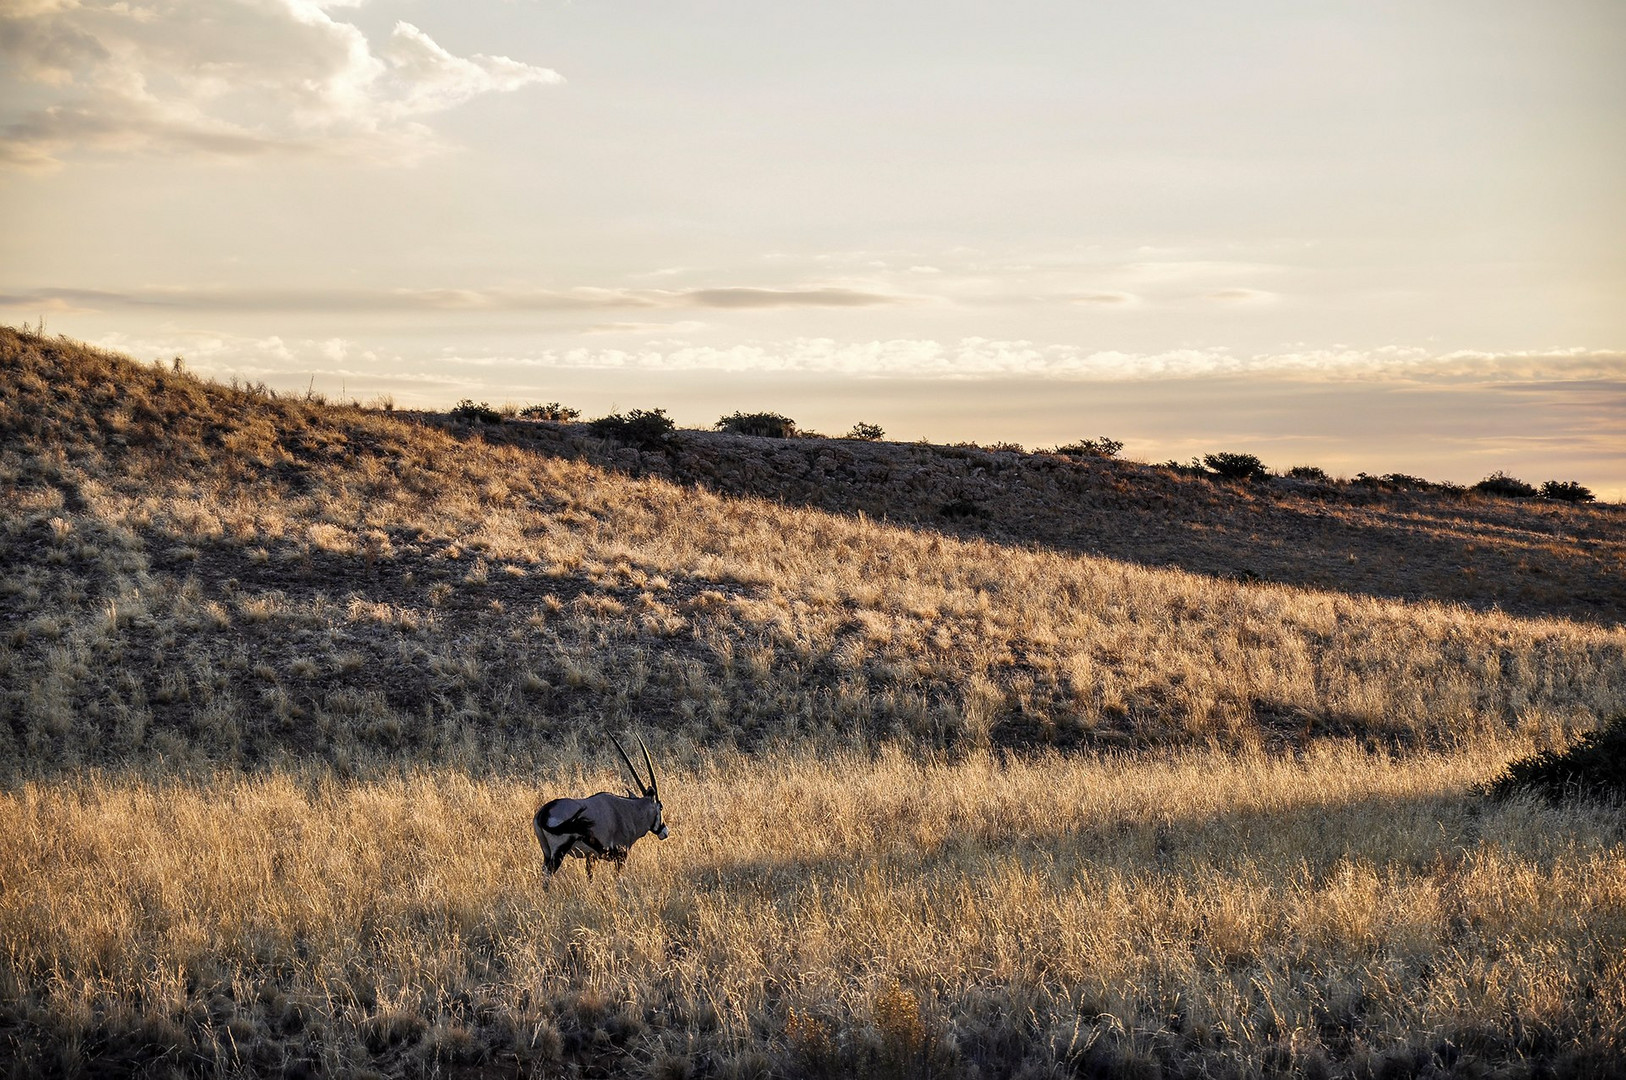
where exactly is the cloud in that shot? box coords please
[682,287,904,309]
[1072,292,1137,305]
[87,328,469,393]
[32,310,1626,386]
[0,283,908,311]
[436,341,1626,382]
[0,7,108,86]
[1206,288,1277,303]
[582,320,707,335]
[0,1,562,168]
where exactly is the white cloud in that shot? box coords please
[0,0,562,168]
[582,320,707,335]
[443,340,1626,382]
[77,326,1626,388]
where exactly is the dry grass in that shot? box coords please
[2,329,1624,776]
[1,744,1621,1078]
[2,327,1625,1076]
[466,399,1626,626]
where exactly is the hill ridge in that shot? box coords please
[2,326,1623,777]
[438,395,1624,626]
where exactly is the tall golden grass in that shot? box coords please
[2,743,1621,1077]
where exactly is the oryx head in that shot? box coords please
[611,733,668,840]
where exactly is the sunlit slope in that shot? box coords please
[472,400,1626,625]
[3,327,1624,774]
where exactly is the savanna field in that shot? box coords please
[2,327,1624,1078]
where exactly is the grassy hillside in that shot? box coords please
[2,326,1624,1077]
[2,327,1623,776]
[469,414,1626,626]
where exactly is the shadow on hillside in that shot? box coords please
[6,490,1498,780]
[435,418,1626,627]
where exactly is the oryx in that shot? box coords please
[533,735,668,884]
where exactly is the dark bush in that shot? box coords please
[717,411,797,438]
[1054,436,1123,458]
[1539,480,1595,503]
[1485,715,1626,803]
[1161,458,1209,478]
[845,421,885,441]
[589,408,676,450]
[1203,451,1268,481]
[1354,472,1460,493]
[1287,464,1330,482]
[519,402,580,421]
[939,497,985,520]
[1472,471,1536,498]
[450,399,503,424]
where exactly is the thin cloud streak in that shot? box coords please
[0,284,910,312]
[684,287,904,308]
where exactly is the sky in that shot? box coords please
[2,0,1623,495]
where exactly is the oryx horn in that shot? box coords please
[638,735,659,802]
[610,734,651,796]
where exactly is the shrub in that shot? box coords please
[1355,472,1444,492]
[845,421,886,441]
[1540,480,1594,503]
[1287,464,1329,482]
[519,402,580,422]
[717,411,797,438]
[939,497,985,520]
[589,408,676,450]
[1472,471,1536,498]
[450,399,503,424]
[1203,451,1268,481]
[1161,458,1209,478]
[1485,715,1626,803]
[984,441,1025,454]
[1054,436,1123,458]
